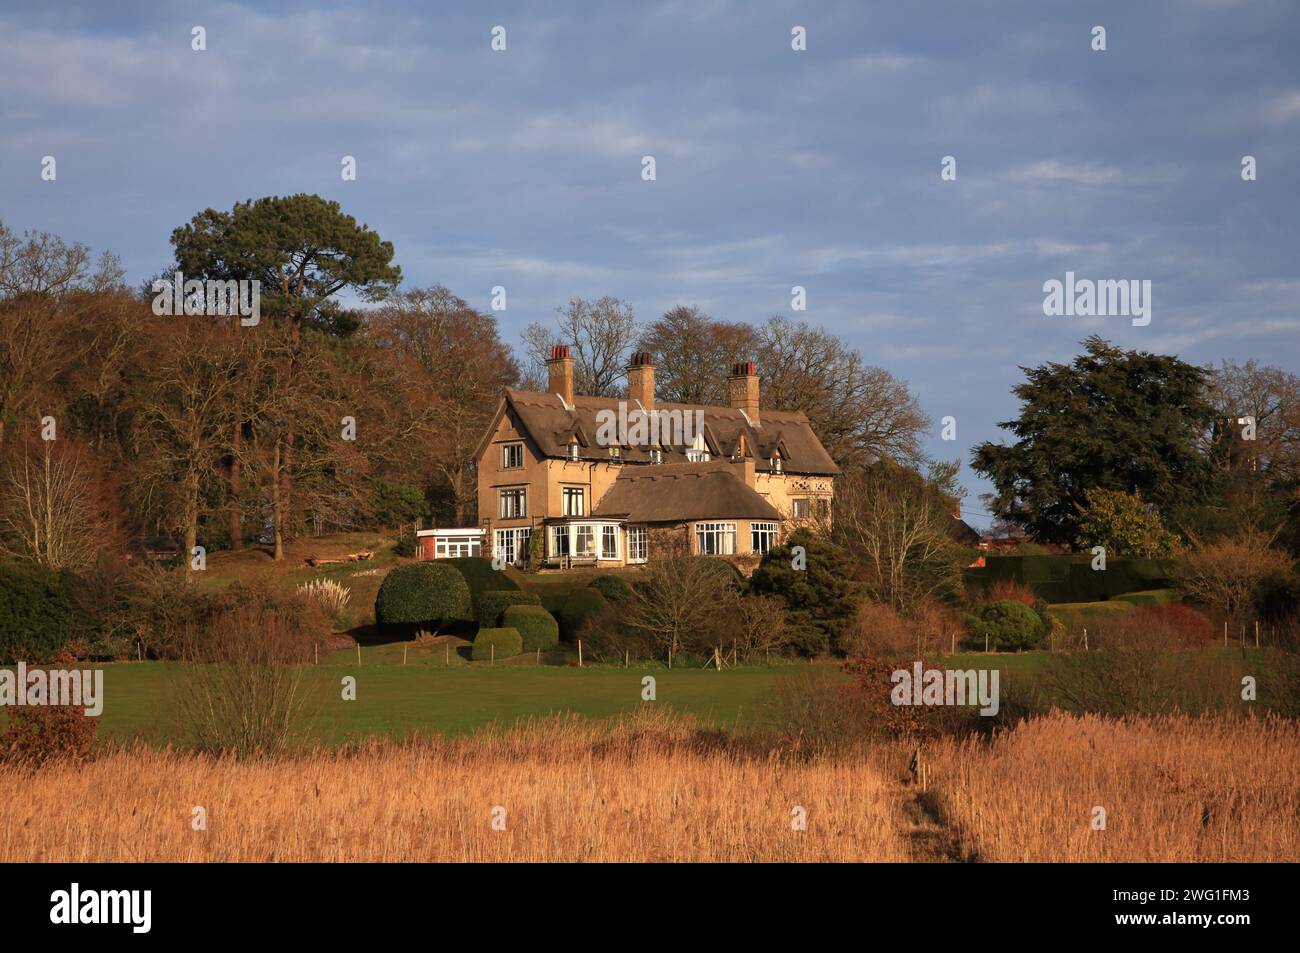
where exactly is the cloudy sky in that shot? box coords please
[2,0,1297,527]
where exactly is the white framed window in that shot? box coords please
[695,521,736,556]
[550,525,570,557]
[574,525,595,557]
[686,431,710,463]
[568,443,580,460]
[627,525,648,562]
[499,487,527,518]
[770,456,782,473]
[791,498,810,519]
[563,487,585,516]
[435,537,481,558]
[650,449,663,464]
[501,443,524,469]
[494,527,531,565]
[608,446,621,458]
[601,525,619,559]
[751,521,778,554]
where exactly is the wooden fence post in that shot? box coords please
[578,639,583,668]
[356,643,362,665]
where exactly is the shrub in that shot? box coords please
[477,589,542,625]
[984,578,1038,608]
[174,603,314,756]
[750,529,864,656]
[591,574,634,604]
[374,563,472,630]
[0,703,97,766]
[965,599,1043,651]
[558,587,609,640]
[296,579,351,620]
[392,530,417,558]
[446,556,517,616]
[0,562,72,663]
[1093,602,1215,650]
[472,626,523,660]
[502,605,560,652]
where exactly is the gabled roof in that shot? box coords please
[592,461,783,523]
[491,388,839,476]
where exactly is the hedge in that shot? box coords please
[502,604,560,652]
[0,563,72,663]
[445,556,518,616]
[966,554,1174,604]
[477,589,542,625]
[558,587,609,639]
[591,574,634,604]
[472,626,523,660]
[374,562,472,629]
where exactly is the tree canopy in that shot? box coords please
[972,336,1218,544]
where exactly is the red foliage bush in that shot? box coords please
[985,579,1038,607]
[1094,602,1215,650]
[0,652,99,766]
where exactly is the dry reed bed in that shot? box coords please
[0,712,909,862]
[929,711,1300,862]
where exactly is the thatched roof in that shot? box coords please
[493,389,839,477]
[592,461,783,523]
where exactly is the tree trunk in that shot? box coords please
[272,434,285,561]
[184,467,200,578]
[228,413,243,550]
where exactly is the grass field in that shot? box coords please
[16,660,833,745]
[1,649,1061,747]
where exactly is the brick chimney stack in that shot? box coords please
[727,361,759,423]
[547,344,575,406]
[627,351,655,411]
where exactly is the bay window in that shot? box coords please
[695,521,737,556]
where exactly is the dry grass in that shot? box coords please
[5,707,1296,862]
[0,710,909,862]
[928,711,1300,862]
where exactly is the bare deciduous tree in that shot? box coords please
[622,554,736,662]
[832,462,965,614]
[0,439,118,570]
[520,296,637,397]
[1172,532,1293,625]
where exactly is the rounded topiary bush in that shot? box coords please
[477,589,542,625]
[558,587,609,640]
[965,599,1043,651]
[374,563,472,630]
[445,556,518,616]
[502,604,560,652]
[472,626,523,660]
[0,563,72,664]
[591,574,634,604]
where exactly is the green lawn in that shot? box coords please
[22,660,832,746]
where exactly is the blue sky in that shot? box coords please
[2,1,1297,528]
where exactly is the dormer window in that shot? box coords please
[650,449,663,464]
[771,456,782,473]
[608,446,621,459]
[568,442,580,461]
[685,431,710,463]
